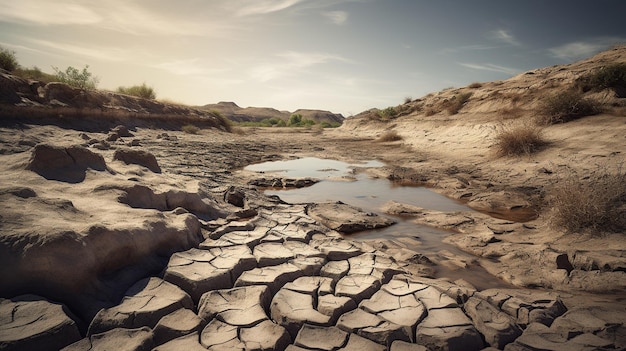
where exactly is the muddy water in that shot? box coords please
[245,157,513,289]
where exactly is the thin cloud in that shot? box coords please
[250,51,354,82]
[459,62,519,75]
[0,1,101,26]
[439,44,500,54]
[488,29,520,46]
[549,37,626,61]
[234,0,305,16]
[27,39,132,62]
[323,11,348,25]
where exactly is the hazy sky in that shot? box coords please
[1,0,625,116]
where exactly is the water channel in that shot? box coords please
[245,157,512,289]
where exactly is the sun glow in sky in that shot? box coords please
[1,0,625,116]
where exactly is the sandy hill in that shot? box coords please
[202,101,345,124]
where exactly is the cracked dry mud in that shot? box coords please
[0,125,625,351]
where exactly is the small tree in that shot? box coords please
[53,65,99,90]
[117,83,156,99]
[0,46,19,72]
[288,114,303,126]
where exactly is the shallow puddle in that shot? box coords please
[245,157,513,289]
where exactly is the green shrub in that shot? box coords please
[0,46,19,71]
[181,124,200,134]
[548,165,626,233]
[378,107,398,120]
[446,92,472,114]
[13,66,56,83]
[117,83,156,99]
[578,63,626,92]
[538,90,600,124]
[494,124,547,157]
[53,65,99,90]
[288,114,303,126]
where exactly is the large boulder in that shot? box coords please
[26,144,108,183]
[113,148,161,173]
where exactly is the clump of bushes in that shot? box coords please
[13,66,57,83]
[52,65,99,90]
[446,92,472,114]
[377,107,398,120]
[181,124,200,134]
[0,46,19,71]
[377,130,403,142]
[494,124,547,157]
[578,63,626,93]
[117,83,156,99]
[537,90,600,124]
[548,165,626,233]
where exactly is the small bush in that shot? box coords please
[377,107,398,120]
[53,65,99,90]
[13,66,57,83]
[181,124,200,134]
[117,83,156,99]
[0,46,19,71]
[538,90,600,124]
[494,124,547,157]
[446,92,472,114]
[468,82,483,89]
[548,165,626,233]
[404,96,412,104]
[377,130,403,142]
[578,63,626,92]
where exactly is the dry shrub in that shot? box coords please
[468,82,483,89]
[537,90,600,124]
[548,165,626,233]
[494,124,547,157]
[377,130,402,142]
[446,92,472,115]
[181,124,199,134]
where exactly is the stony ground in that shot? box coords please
[1,123,624,351]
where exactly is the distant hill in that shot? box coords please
[201,101,344,124]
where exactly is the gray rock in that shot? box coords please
[26,144,107,183]
[235,262,304,295]
[152,332,206,351]
[464,296,522,349]
[505,322,616,351]
[390,340,428,351]
[550,306,626,348]
[416,308,484,351]
[88,277,193,335]
[153,308,205,345]
[163,246,256,303]
[0,295,81,351]
[62,327,154,351]
[294,324,349,351]
[113,148,161,173]
[307,202,395,234]
[198,285,270,327]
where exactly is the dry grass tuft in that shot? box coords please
[537,90,600,124]
[446,92,472,115]
[494,124,547,157]
[377,130,403,142]
[181,124,200,134]
[548,165,626,233]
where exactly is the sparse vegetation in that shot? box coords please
[13,66,57,84]
[117,83,156,99]
[548,165,626,233]
[494,123,547,157]
[446,92,472,114]
[181,124,200,134]
[377,107,398,120]
[53,65,99,90]
[538,90,600,124]
[468,82,483,89]
[377,130,403,142]
[0,46,19,72]
[208,110,232,133]
[578,63,626,92]
[404,96,412,104]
